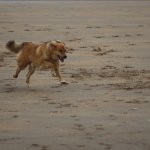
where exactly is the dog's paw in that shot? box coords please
[27,83,32,87]
[13,74,18,78]
[26,80,32,87]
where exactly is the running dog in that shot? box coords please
[6,40,68,86]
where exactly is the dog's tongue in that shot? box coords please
[61,58,64,62]
[58,55,64,62]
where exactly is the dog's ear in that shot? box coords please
[56,40,65,45]
[50,41,57,49]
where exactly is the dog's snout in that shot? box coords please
[64,55,67,59]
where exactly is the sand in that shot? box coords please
[0,1,150,150]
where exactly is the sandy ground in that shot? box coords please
[0,1,150,150]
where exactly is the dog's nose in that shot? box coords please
[64,55,67,59]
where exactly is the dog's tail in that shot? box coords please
[6,40,24,54]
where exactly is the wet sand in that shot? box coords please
[0,1,150,150]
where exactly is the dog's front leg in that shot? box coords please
[49,63,56,77]
[53,62,62,82]
[53,62,68,85]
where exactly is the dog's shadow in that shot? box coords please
[5,83,68,94]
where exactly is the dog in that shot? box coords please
[6,40,68,86]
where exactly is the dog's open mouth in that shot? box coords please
[58,55,67,62]
[58,55,64,62]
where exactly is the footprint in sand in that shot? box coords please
[31,144,49,150]
[24,29,30,31]
[77,144,86,148]
[99,143,112,150]
[40,96,52,102]
[128,43,136,46]
[112,35,119,37]
[136,34,143,36]
[8,30,14,32]
[94,36,105,39]
[125,99,148,104]
[31,143,40,147]
[79,46,87,49]
[12,115,18,118]
[137,25,144,27]
[5,87,15,93]
[73,123,85,131]
[70,115,77,118]
[95,124,104,130]
[41,146,48,150]
[125,34,132,37]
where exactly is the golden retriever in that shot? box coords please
[6,40,68,86]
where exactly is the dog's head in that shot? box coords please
[50,41,67,62]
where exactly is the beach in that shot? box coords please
[0,1,150,150]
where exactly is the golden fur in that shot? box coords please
[6,40,67,86]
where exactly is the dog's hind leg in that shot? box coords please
[26,64,36,86]
[13,61,28,78]
[13,66,22,78]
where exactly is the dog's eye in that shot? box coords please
[59,49,64,53]
[62,49,66,52]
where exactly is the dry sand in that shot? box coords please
[0,1,150,150]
